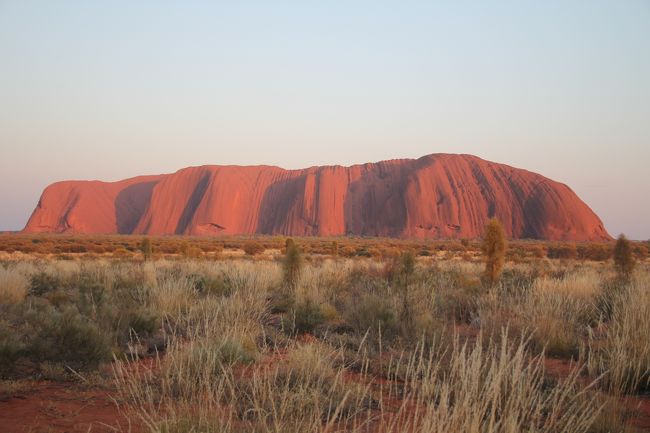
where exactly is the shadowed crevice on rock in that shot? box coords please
[522,181,564,239]
[256,175,307,235]
[175,172,212,235]
[115,181,158,234]
[343,162,409,237]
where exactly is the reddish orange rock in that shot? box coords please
[23,154,610,241]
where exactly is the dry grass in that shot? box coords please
[151,275,197,319]
[0,266,29,304]
[478,268,602,359]
[2,243,648,432]
[109,259,615,433]
[379,332,600,433]
[587,276,650,394]
[114,330,602,433]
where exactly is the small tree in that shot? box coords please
[283,238,302,291]
[613,234,635,282]
[331,240,339,257]
[482,218,507,287]
[140,238,153,261]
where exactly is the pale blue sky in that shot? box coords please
[1,1,648,238]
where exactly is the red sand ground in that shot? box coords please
[23,153,610,241]
[0,381,133,433]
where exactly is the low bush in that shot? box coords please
[577,244,612,261]
[24,302,112,370]
[242,242,265,256]
[192,273,234,297]
[284,297,325,335]
[345,294,398,340]
[0,320,23,377]
[128,309,160,336]
[29,271,63,296]
[548,243,578,260]
[434,285,481,323]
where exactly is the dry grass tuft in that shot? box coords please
[0,266,29,304]
[587,278,650,394]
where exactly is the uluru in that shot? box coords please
[23,153,610,241]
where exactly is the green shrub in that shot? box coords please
[29,271,62,296]
[0,320,23,377]
[128,309,159,336]
[217,338,256,365]
[285,298,325,335]
[25,303,112,370]
[192,274,234,297]
[434,286,481,323]
[345,294,397,340]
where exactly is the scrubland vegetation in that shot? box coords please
[0,232,649,432]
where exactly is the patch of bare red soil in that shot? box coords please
[625,394,650,430]
[0,381,135,433]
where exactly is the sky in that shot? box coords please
[0,1,648,239]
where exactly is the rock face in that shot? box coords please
[23,154,610,240]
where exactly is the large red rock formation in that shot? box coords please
[23,154,610,240]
